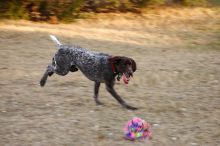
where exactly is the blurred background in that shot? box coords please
[0,0,220,22]
[0,0,220,146]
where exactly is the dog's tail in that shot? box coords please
[50,35,62,48]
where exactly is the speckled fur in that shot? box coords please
[52,45,111,82]
[40,35,137,110]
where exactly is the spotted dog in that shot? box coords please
[40,35,137,110]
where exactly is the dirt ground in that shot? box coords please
[0,7,220,146]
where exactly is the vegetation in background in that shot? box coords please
[0,1,28,20]
[0,0,214,22]
[179,0,208,6]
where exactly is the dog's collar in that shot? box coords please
[110,56,117,73]
[111,62,116,73]
[111,61,122,81]
[110,56,122,81]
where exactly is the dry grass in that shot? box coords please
[0,7,220,146]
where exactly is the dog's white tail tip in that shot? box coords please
[49,35,62,47]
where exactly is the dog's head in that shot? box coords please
[109,56,136,84]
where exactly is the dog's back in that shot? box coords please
[50,36,111,82]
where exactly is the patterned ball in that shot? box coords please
[124,117,152,140]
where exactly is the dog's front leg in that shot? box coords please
[93,82,103,105]
[105,82,137,110]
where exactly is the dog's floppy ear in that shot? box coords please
[109,56,123,65]
[130,58,136,72]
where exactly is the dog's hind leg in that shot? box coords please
[40,64,54,87]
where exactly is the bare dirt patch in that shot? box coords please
[0,8,220,146]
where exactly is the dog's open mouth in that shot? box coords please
[122,73,131,84]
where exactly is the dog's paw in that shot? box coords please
[40,76,47,87]
[39,80,45,87]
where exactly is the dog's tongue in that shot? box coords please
[122,74,129,84]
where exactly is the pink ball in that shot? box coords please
[124,117,152,140]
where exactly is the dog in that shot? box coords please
[40,35,137,110]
